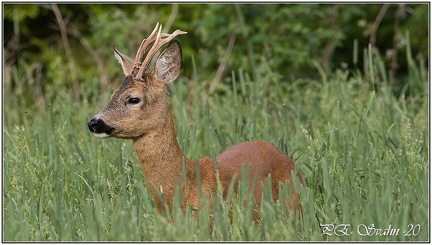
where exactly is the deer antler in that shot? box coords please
[134,23,187,80]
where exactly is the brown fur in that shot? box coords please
[88,28,304,225]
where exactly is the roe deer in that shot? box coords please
[88,23,304,223]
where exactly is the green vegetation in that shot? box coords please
[3,3,428,241]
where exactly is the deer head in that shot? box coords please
[88,23,187,139]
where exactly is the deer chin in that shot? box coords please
[93,132,111,139]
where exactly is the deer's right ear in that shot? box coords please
[113,46,135,75]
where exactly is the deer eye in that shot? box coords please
[128,97,141,104]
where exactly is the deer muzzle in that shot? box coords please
[87,118,115,138]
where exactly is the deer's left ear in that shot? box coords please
[113,46,135,75]
[153,41,182,84]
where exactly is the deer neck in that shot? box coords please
[132,106,194,208]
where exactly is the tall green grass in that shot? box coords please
[3,44,428,241]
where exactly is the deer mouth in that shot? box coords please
[87,118,115,138]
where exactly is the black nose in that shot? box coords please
[87,118,115,134]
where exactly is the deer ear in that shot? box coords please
[113,46,135,75]
[153,41,182,84]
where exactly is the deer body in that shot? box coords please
[88,23,303,222]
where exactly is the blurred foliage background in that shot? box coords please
[3,3,428,111]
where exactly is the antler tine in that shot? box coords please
[134,23,159,64]
[132,23,170,76]
[135,26,187,79]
